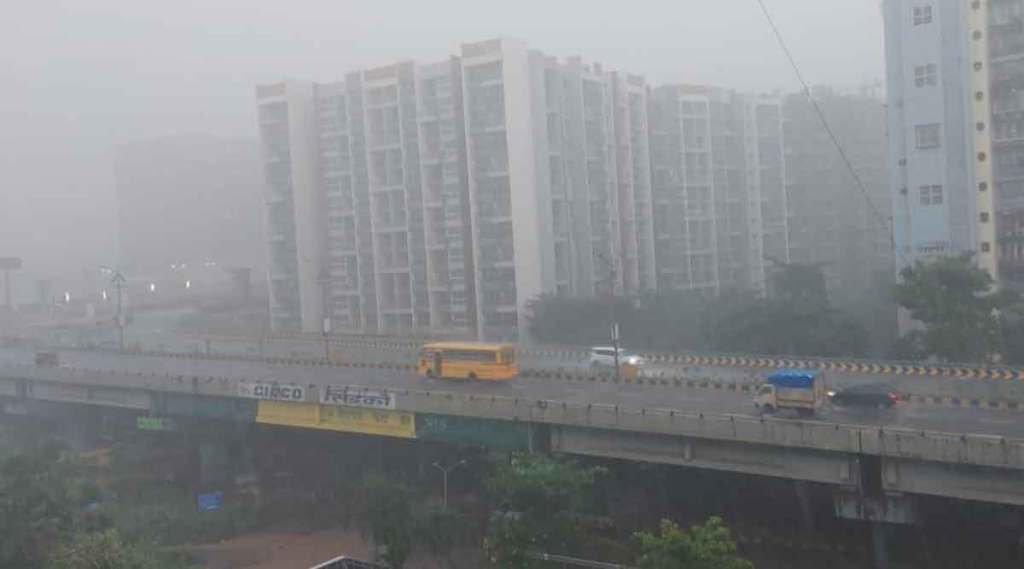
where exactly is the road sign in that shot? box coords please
[197,491,223,513]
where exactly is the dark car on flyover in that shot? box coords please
[827,382,903,410]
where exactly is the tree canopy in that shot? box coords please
[526,263,870,358]
[0,442,83,568]
[357,476,415,569]
[46,530,155,569]
[484,454,604,568]
[892,254,1016,362]
[635,517,753,569]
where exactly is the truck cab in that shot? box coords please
[754,370,825,417]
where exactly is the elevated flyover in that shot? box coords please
[0,347,1022,511]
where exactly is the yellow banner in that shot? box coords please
[319,406,416,438]
[256,401,415,439]
[257,400,320,428]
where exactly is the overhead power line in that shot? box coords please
[753,0,909,269]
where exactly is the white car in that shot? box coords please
[588,346,643,369]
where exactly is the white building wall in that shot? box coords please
[256,80,324,333]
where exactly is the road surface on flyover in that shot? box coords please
[1,348,1021,440]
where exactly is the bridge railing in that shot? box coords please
[3,363,1023,471]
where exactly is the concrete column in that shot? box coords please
[199,440,230,486]
[871,523,889,569]
[793,481,815,533]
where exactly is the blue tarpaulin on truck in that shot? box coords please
[765,370,821,388]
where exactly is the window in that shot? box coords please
[915,124,941,148]
[914,64,938,87]
[919,185,943,205]
[913,5,933,25]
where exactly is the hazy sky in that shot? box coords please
[0,0,884,283]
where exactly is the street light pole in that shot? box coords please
[110,270,126,353]
[595,253,620,382]
[317,268,331,362]
[432,460,465,511]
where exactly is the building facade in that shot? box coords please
[258,39,898,339]
[256,41,659,339]
[989,0,1024,286]
[256,81,323,332]
[648,86,786,295]
[882,0,1001,282]
[783,87,896,346]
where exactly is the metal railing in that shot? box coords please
[308,556,384,569]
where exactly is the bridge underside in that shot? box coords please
[552,426,1024,507]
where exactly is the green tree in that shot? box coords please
[483,454,603,568]
[892,254,1016,362]
[46,530,152,569]
[635,517,753,569]
[0,442,84,568]
[631,290,707,351]
[357,476,415,569]
[708,266,868,358]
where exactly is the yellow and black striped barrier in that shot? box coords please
[517,368,1024,411]
[634,353,1024,381]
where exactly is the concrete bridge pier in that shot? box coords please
[834,490,914,569]
[871,523,890,569]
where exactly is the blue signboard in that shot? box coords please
[197,491,223,513]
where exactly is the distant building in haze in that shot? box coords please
[256,39,657,339]
[782,87,895,345]
[648,85,786,294]
[113,134,265,286]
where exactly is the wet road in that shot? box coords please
[2,348,1023,440]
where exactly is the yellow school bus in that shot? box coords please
[417,342,517,381]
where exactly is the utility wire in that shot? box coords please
[753,0,909,269]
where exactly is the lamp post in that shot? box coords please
[432,460,466,511]
[317,268,331,362]
[108,269,127,353]
[594,253,620,381]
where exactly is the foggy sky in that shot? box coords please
[0,0,883,284]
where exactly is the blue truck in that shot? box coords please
[753,370,826,416]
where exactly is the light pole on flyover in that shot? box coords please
[594,253,620,382]
[432,459,466,511]
[317,268,331,362]
[101,266,127,353]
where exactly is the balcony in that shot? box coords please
[269,271,298,281]
[267,231,293,244]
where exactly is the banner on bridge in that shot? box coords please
[256,401,415,439]
[238,380,306,402]
[320,385,396,410]
[416,413,531,451]
[319,405,415,438]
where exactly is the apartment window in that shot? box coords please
[914,64,938,87]
[915,124,941,148]
[919,185,943,205]
[913,5,932,25]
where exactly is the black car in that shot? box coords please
[828,383,902,409]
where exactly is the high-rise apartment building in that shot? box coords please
[256,40,658,339]
[460,39,554,340]
[312,60,476,336]
[989,0,1024,286]
[257,81,323,332]
[649,86,785,294]
[882,0,1000,281]
[783,88,896,346]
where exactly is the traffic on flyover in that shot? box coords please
[1,336,1022,441]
